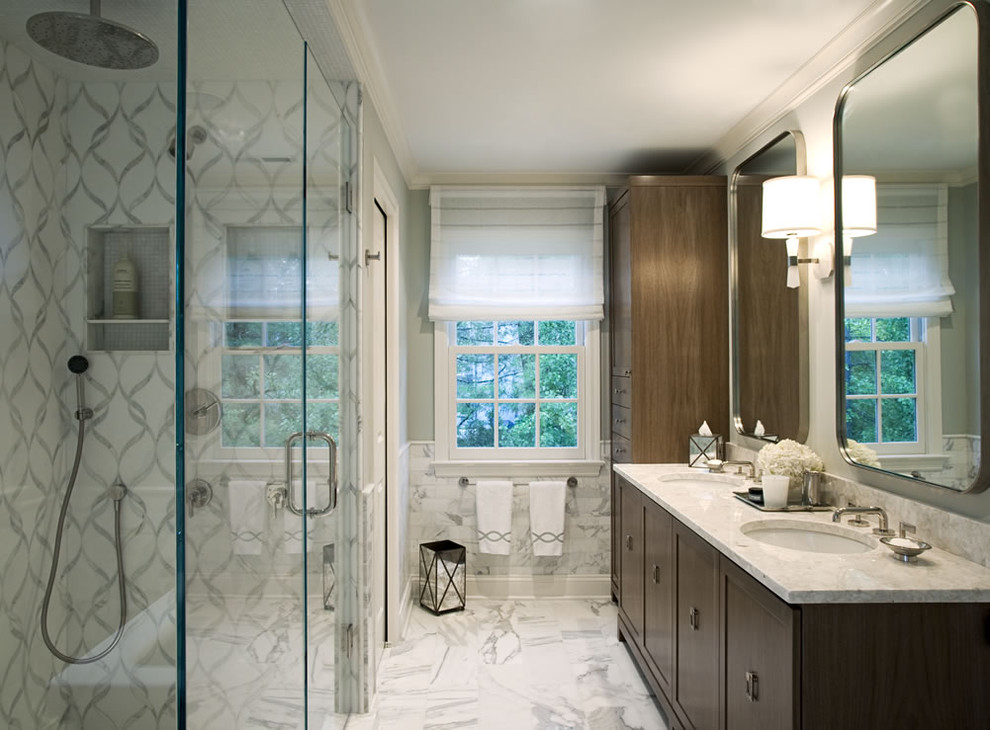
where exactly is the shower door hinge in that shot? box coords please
[346,623,354,658]
[344,180,353,214]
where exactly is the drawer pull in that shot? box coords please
[623,369,632,376]
[614,417,626,425]
[614,447,626,455]
[613,387,626,395]
[625,535,634,551]
[689,607,699,630]
[651,564,660,584]
[745,671,759,702]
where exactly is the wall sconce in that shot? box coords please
[841,175,877,286]
[761,175,826,288]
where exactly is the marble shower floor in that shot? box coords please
[339,598,668,730]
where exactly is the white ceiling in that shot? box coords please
[342,0,879,181]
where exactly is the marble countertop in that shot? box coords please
[614,463,990,604]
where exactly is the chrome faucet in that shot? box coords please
[708,459,756,479]
[832,505,894,536]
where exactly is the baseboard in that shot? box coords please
[466,574,610,600]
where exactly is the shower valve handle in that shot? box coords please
[266,481,287,518]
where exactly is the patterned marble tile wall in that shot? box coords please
[56,78,178,730]
[405,442,611,590]
[932,434,981,491]
[0,38,71,729]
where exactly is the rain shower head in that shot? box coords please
[26,1,159,71]
[168,125,208,162]
[67,355,89,375]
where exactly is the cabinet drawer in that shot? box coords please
[612,433,632,463]
[611,375,632,408]
[611,404,632,440]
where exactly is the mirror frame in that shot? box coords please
[730,130,810,446]
[834,0,990,493]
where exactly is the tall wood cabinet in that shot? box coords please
[608,176,728,599]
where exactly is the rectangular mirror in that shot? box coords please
[835,1,988,492]
[731,131,809,443]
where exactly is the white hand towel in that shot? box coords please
[283,506,317,554]
[529,481,566,557]
[227,480,266,555]
[475,480,513,555]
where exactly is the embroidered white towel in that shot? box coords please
[283,504,317,554]
[529,481,566,557]
[476,480,513,555]
[227,480,266,555]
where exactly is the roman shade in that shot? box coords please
[428,186,606,321]
[846,184,955,317]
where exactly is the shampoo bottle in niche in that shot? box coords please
[112,247,139,319]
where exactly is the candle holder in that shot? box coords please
[419,539,466,615]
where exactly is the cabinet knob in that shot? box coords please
[614,417,626,425]
[625,535,634,551]
[623,369,632,376]
[651,564,660,584]
[745,671,759,702]
[614,447,626,455]
[689,607,699,630]
[613,387,626,395]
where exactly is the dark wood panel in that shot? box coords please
[801,603,990,730]
[675,522,719,730]
[610,191,632,378]
[736,181,804,441]
[630,180,728,463]
[612,403,632,440]
[611,433,632,464]
[644,501,674,691]
[619,479,645,638]
[721,559,799,730]
[610,476,620,601]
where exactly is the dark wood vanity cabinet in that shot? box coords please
[615,475,990,730]
[607,176,728,600]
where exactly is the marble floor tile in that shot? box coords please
[342,599,668,730]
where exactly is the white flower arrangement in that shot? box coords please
[756,439,824,478]
[846,439,881,468]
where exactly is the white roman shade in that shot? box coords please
[428,186,606,321]
[846,184,955,317]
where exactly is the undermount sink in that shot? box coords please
[658,472,740,488]
[740,519,875,554]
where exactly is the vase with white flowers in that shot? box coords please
[756,439,825,491]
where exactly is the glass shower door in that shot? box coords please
[180,2,353,726]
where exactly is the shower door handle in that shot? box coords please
[284,430,338,517]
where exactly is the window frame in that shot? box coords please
[844,316,943,457]
[433,319,602,477]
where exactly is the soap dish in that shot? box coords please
[880,536,931,562]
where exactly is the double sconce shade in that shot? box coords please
[760,174,877,288]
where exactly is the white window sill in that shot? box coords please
[869,453,950,472]
[432,460,604,479]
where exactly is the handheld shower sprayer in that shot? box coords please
[41,355,128,664]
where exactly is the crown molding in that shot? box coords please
[407,171,631,190]
[326,0,419,186]
[690,0,931,174]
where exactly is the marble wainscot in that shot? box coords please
[614,464,990,604]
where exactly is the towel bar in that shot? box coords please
[458,476,578,488]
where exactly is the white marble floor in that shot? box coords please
[339,598,668,730]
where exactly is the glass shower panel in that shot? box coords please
[0,1,179,728]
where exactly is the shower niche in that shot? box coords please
[86,226,172,351]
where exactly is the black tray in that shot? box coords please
[732,490,833,513]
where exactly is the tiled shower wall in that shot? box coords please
[0,38,70,729]
[404,442,611,600]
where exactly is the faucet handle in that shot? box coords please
[898,522,916,539]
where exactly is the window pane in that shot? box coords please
[222,402,261,447]
[538,320,576,346]
[222,355,260,398]
[846,399,878,443]
[264,354,302,399]
[265,402,303,447]
[456,321,494,346]
[497,321,534,346]
[540,354,578,399]
[880,350,916,395]
[267,321,303,347]
[306,401,340,443]
[457,354,495,398]
[307,320,338,346]
[306,354,339,399]
[844,318,873,343]
[540,402,578,447]
[457,402,494,447]
[845,351,877,396]
[498,403,536,447]
[225,322,263,348]
[499,354,536,399]
[881,397,918,443]
[875,318,911,343]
